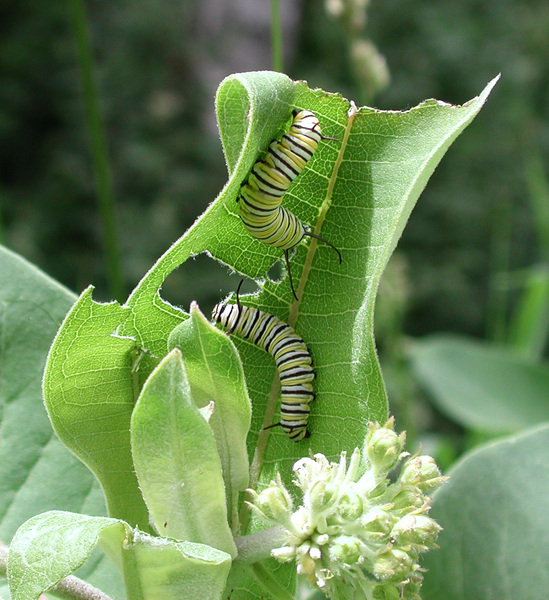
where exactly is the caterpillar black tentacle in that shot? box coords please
[212,282,314,441]
[237,109,342,301]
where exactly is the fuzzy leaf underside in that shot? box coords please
[8,510,231,600]
[422,425,549,600]
[8,511,126,600]
[410,334,549,432]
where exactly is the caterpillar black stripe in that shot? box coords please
[237,109,342,301]
[212,285,314,442]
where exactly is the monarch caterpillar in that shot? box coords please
[212,281,314,441]
[237,109,342,300]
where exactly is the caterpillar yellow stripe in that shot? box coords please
[237,109,342,300]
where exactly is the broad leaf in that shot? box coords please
[130,350,236,557]
[39,70,498,599]
[422,425,549,600]
[0,246,123,598]
[409,334,549,432]
[168,303,252,524]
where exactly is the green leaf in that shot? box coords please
[0,246,124,598]
[113,531,232,600]
[422,425,549,600]
[130,349,237,558]
[409,334,549,433]
[43,286,151,531]
[37,70,498,598]
[168,302,252,524]
[8,510,231,600]
[7,510,126,600]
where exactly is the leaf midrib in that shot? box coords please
[244,100,355,521]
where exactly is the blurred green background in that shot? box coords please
[2,0,548,458]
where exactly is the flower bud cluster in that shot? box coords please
[249,419,446,600]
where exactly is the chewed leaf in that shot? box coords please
[120,71,298,360]
[118,72,498,480]
[43,287,151,531]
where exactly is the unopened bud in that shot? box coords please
[391,514,442,549]
[389,485,425,514]
[362,508,394,536]
[336,490,363,521]
[254,483,293,524]
[309,480,338,513]
[272,546,295,562]
[329,535,363,565]
[365,423,405,473]
[373,548,416,583]
[401,456,446,494]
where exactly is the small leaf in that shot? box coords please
[409,334,549,432]
[168,302,252,524]
[130,349,237,557]
[7,510,127,600]
[422,425,549,600]
[113,531,232,600]
[43,286,151,530]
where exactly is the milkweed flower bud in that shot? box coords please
[247,473,293,527]
[401,455,448,494]
[372,548,416,582]
[364,418,407,475]
[250,421,446,600]
[391,514,442,551]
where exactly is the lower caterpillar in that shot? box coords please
[237,109,342,301]
[212,281,314,441]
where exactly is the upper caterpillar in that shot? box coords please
[237,109,342,300]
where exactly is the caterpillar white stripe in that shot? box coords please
[212,298,314,441]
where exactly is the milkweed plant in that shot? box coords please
[1,71,498,600]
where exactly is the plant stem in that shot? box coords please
[67,0,125,301]
[235,525,287,563]
[271,0,284,72]
[486,194,512,342]
[0,192,4,245]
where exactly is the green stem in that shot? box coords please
[271,0,283,72]
[0,191,4,245]
[486,194,512,342]
[525,150,549,263]
[67,0,125,301]
[235,525,287,563]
